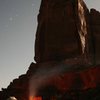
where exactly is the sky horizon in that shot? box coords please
[0,0,100,91]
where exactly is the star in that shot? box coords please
[9,17,13,21]
[16,14,18,17]
[32,3,34,7]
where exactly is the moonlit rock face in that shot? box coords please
[7,97,17,100]
[78,0,87,53]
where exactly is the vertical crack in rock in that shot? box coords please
[78,0,87,54]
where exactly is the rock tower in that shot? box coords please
[0,0,100,100]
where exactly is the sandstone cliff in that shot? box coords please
[0,0,100,100]
[90,9,100,65]
[34,0,91,63]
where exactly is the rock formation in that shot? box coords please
[0,0,100,100]
[90,9,100,64]
[34,0,91,63]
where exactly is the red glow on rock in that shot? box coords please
[33,97,42,100]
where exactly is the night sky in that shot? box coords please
[0,0,100,90]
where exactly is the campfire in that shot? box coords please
[29,96,42,100]
[30,96,56,100]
